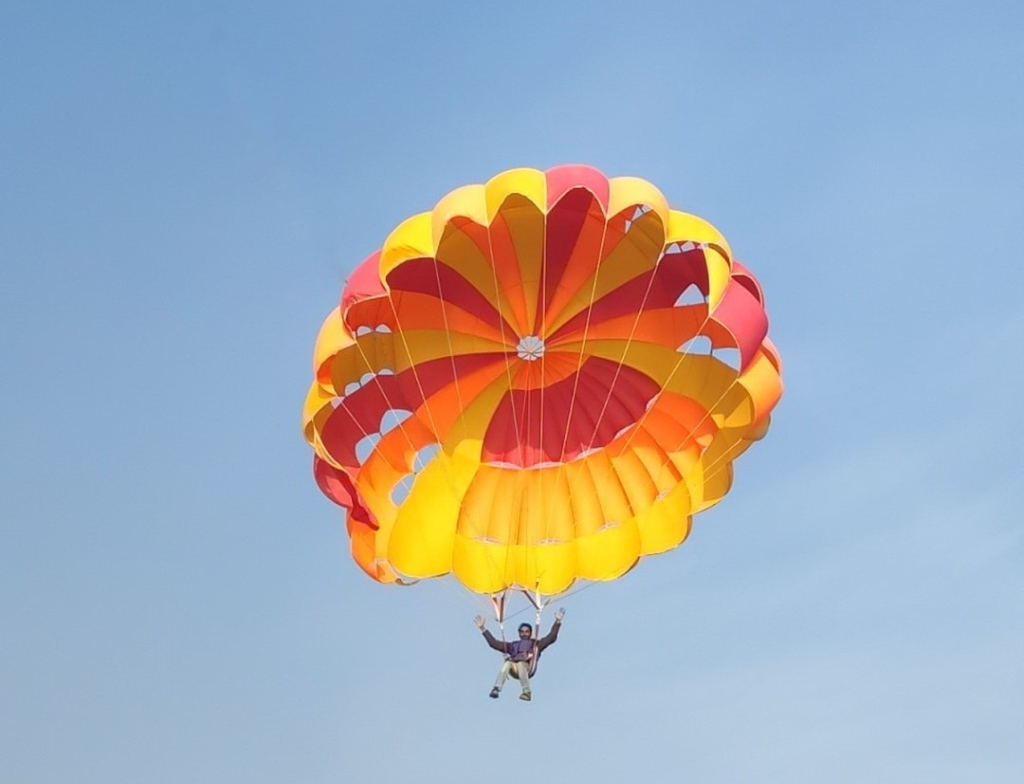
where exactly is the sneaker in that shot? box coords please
[519,691,531,702]
[489,688,500,699]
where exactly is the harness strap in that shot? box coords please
[490,591,508,653]
[491,587,551,677]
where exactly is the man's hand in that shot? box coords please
[555,608,565,622]
[474,615,486,630]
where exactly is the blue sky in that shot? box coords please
[2,1,1022,781]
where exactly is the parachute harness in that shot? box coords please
[490,587,546,676]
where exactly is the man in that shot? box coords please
[474,608,565,701]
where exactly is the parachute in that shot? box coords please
[302,165,782,598]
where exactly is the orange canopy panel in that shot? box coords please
[304,165,783,595]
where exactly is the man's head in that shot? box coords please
[518,623,533,639]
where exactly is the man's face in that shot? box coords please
[518,626,532,639]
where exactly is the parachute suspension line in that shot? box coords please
[348,293,490,585]
[575,214,666,499]
[490,592,506,623]
[541,580,593,605]
[343,332,435,579]
[693,429,756,502]
[529,587,544,637]
[484,217,526,595]
[450,577,494,618]
[492,587,547,627]
[425,243,521,596]
[606,307,737,517]
[586,243,738,554]
[383,303,466,496]
[428,245,473,465]
[490,588,545,650]
[548,212,612,558]
[328,322,422,480]
[534,211,548,592]
[553,207,610,462]
[540,212,667,573]
[490,591,508,647]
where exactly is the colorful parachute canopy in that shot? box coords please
[303,166,782,595]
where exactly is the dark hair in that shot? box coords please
[518,623,532,633]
